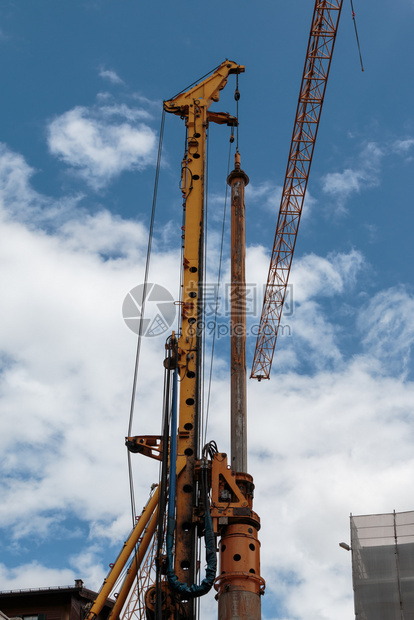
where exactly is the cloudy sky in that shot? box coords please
[1,1,414,619]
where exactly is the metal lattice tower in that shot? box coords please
[251,0,343,380]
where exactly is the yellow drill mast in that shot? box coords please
[162,62,244,617]
[163,59,264,620]
[84,60,265,620]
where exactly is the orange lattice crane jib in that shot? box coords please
[251,0,344,381]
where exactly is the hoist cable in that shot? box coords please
[202,137,233,447]
[126,108,166,525]
[350,0,364,71]
[201,129,210,450]
[177,127,188,336]
[155,338,173,620]
[126,454,137,527]
[235,73,240,151]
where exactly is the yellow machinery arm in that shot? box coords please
[163,59,244,620]
[164,60,244,118]
[84,486,159,620]
[162,59,264,620]
[85,60,248,620]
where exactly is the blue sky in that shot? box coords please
[1,1,414,619]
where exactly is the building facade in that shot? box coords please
[0,580,113,620]
[351,511,414,619]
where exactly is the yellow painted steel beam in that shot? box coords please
[85,486,159,620]
[108,507,159,620]
[163,60,244,618]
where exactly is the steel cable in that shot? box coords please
[127,108,166,525]
[350,0,364,71]
[203,136,233,447]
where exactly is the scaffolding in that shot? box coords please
[350,511,414,619]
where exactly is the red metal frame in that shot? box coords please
[251,0,343,380]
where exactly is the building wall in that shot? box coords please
[0,583,113,620]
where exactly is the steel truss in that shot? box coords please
[251,0,343,380]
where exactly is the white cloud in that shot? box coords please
[131,93,163,109]
[392,137,414,154]
[246,180,316,220]
[99,68,124,85]
[2,144,414,619]
[47,105,157,189]
[0,562,76,590]
[358,286,414,378]
[0,143,43,215]
[96,91,113,102]
[68,548,107,588]
[59,209,147,258]
[321,142,384,210]
[245,249,365,372]
[246,180,282,211]
[0,28,9,42]
[322,167,362,198]
[206,351,414,619]
[0,142,84,228]
[253,360,414,616]
[0,144,180,550]
[291,249,365,304]
[99,103,152,122]
[321,136,414,214]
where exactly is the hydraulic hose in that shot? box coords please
[166,367,216,598]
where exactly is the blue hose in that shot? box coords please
[166,367,217,598]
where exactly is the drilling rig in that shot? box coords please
[84,1,343,619]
